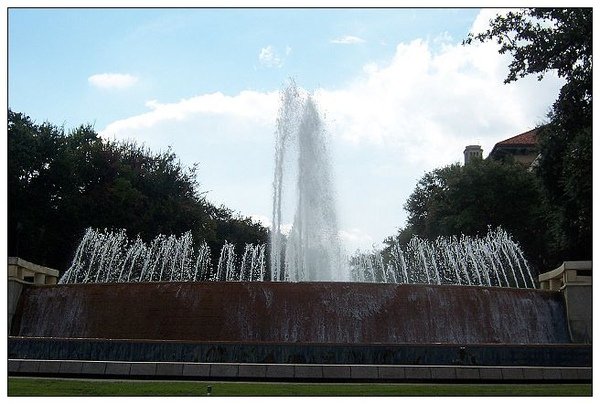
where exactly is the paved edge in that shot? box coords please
[8,360,592,383]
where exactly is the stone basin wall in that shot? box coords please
[10,282,571,344]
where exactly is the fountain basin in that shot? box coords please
[11,281,571,344]
[8,337,591,367]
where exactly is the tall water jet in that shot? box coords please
[271,81,345,281]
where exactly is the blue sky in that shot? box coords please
[7,7,565,252]
[9,8,480,128]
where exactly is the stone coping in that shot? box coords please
[539,261,592,282]
[11,335,591,347]
[8,257,59,277]
[8,359,592,382]
[8,277,36,285]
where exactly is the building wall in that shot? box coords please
[512,153,538,167]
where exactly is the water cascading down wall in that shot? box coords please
[10,281,588,366]
[12,282,569,344]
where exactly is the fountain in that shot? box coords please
[271,81,345,282]
[56,82,535,288]
[8,82,591,380]
[57,225,534,289]
[350,227,536,288]
[58,228,267,284]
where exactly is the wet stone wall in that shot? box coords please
[11,282,571,344]
[8,337,591,366]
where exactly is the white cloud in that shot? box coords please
[339,228,375,252]
[258,45,285,68]
[315,33,563,168]
[88,73,138,89]
[100,90,279,137]
[98,10,564,250]
[330,35,366,44]
[250,214,272,228]
[252,214,294,236]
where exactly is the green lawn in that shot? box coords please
[8,377,592,396]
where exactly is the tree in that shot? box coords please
[464,8,592,263]
[392,159,549,272]
[464,9,591,123]
[8,110,269,271]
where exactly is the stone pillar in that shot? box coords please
[8,257,61,332]
[549,278,562,291]
[8,263,23,280]
[538,261,592,343]
[34,272,46,285]
[8,280,24,334]
[562,284,592,343]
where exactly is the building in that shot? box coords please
[463,145,483,165]
[463,128,541,168]
[488,128,540,168]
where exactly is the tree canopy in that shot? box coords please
[8,110,269,271]
[464,9,591,103]
[465,8,592,263]
[390,159,548,272]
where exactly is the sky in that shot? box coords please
[7,6,566,252]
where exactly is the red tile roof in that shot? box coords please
[495,128,538,146]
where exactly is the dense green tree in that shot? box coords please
[389,159,549,273]
[464,8,592,263]
[8,110,268,272]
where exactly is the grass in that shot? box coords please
[8,377,592,396]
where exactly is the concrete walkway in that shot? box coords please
[8,359,591,382]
